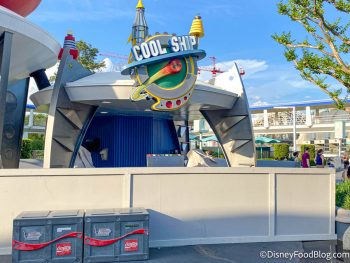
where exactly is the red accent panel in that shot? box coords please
[12,232,82,251]
[56,242,72,256]
[124,239,138,252]
[84,229,147,247]
[58,49,79,60]
[0,0,41,17]
[65,35,75,41]
[58,49,64,60]
[70,49,79,60]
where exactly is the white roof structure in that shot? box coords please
[0,6,60,81]
[31,72,238,121]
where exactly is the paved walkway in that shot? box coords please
[2,241,349,263]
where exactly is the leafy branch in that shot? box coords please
[273,0,350,109]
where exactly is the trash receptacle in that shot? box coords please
[12,210,84,263]
[84,208,149,262]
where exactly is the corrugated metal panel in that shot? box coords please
[84,115,177,167]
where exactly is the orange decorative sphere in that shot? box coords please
[0,0,41,17]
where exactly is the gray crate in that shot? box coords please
[12,210,84,263]
[84,208,149,262]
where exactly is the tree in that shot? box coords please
[272,0,350,109]
[76,40,105,71]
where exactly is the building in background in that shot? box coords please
[192,99,350,156]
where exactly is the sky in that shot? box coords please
[27,0,334,106]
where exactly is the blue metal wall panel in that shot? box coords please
[84,115,177,167]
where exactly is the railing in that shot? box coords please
[313,114,350,124]
[253,113,350,128]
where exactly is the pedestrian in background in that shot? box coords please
[293,151,300,166]
[301,147,310,168]
[315,149,324,168]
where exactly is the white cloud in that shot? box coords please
[251,100,269,107]
[198,59,268,82]
[198,58,330,104]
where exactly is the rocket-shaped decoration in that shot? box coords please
[58,30,79,60]
[132,0,148,46]
[189,15,205,39]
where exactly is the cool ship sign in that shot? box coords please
[132,35,198,62]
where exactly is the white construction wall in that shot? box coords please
[0,167,336,255]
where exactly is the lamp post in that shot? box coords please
[274,106,297,152]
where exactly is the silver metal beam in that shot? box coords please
[43,48,96,168]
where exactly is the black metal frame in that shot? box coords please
[0,31,13,168]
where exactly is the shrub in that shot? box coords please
[32,139,44,150]
[21,139,32,159]
[32,150,44,160]
[33,114,47,127]
[28,134,44,140]
[336,181,350,210]
[273,143,290,160]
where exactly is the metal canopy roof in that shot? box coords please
[31,72,239,121]
[0,6,60,81]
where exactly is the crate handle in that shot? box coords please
[12,232,83,251]
[84,229,147,247]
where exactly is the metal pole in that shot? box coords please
[0,32,13,168]
[292,106,297,152]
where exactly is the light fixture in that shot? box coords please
[101,101,112,104]
[100,112,109,114]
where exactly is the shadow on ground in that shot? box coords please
[2,241,349,263]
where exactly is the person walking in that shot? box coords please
[293,151,300,167]
[315,149,324,168]
[301,147,310,168]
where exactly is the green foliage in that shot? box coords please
[31,139,44,151]
[32,150,44,160]
[337,181,350,209]
[273,143,290,160]
[76,40,105,71]
[21,139,33,159]
[21,136,45,159]
[28,133,44,140]
[273,0,350,109]
[50,40,105,82]
[24,113,47,127]
[33,114,47,127]
[301,144,316,161]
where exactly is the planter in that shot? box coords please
[336,207,350,250]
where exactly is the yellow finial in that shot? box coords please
[67,29,73,35]
[189,15,204,38]
[136,0,144,9]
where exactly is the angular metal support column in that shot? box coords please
[201,63,256,167]
[44,48,97,168]
[1,78,30,168]
[0,31,13,168]
[173,120,190,155]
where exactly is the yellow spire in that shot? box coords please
[136,0,144,9]
[189,15,204,38]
